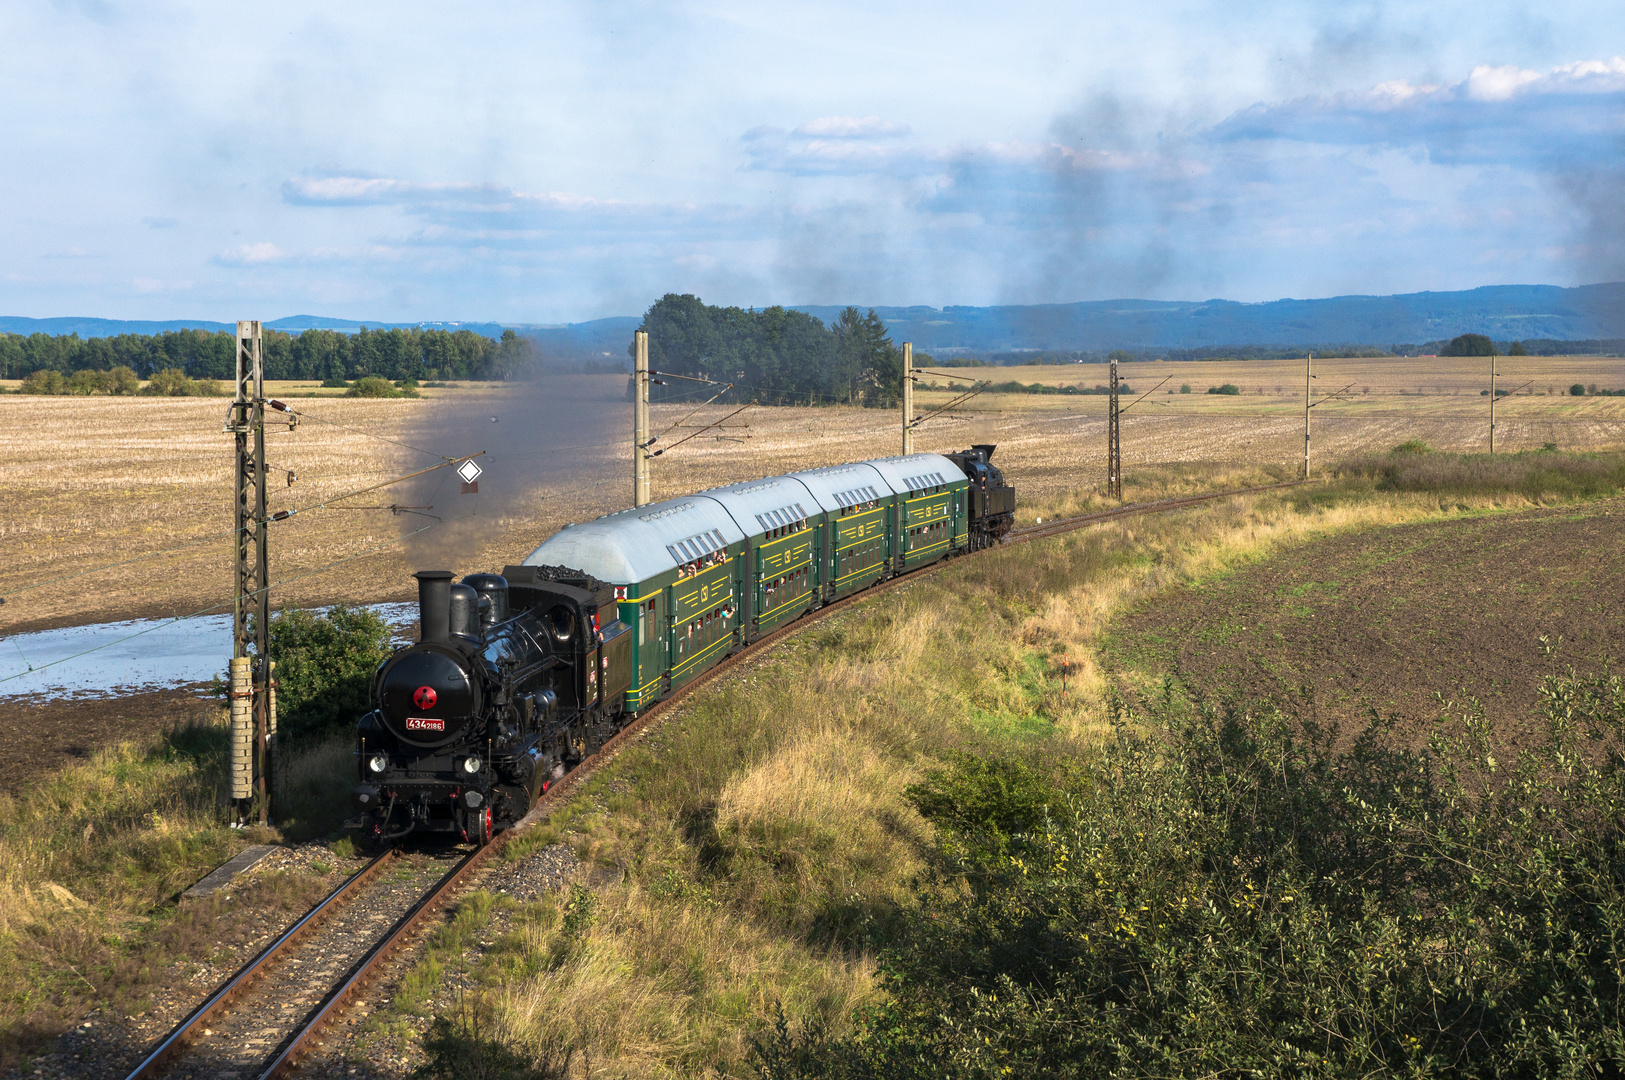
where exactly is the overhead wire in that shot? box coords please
[266,400,457,461]
[0,452,485,604]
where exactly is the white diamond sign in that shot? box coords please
[457,459,483,484]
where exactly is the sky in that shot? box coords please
[3,0,1624,323]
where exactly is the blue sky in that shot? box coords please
[3,1,1624,322]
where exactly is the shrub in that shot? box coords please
[346,375,416,398]
[1179,384,1191,393]
[904,753,1058,857]
[1440,333,1498,356]
[19,369,66,394]
[1390,439,1432,454]
[321,376,350,389]
[264,605,393,742]
[1507,341,1529,355]
[1572,383,1587,396]
[1206,383,1240,395]
[757,670,1625,1078]
[141,368,223,396]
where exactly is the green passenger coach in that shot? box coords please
[520,451,989,716]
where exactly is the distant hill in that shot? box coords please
[795,283,1625,354]
[5,283,1621,359]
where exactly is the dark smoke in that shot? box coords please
[396,373,630,574]
[1559,166,1625,312]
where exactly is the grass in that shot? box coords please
[0,712,356,1065]
[367,454,1625,1077]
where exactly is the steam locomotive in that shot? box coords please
[348,446,1015,845]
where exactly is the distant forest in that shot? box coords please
[5,311,1621,392]
[0,325,536,382]
[936,339,1625,365]
[636,294,907,406]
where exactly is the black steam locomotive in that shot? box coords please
[349,565,631,845]
[349,447,1015,846]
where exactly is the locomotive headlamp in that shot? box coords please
[368,753,388,773]
[461,755,482,775]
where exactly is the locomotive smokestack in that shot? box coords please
[414,570,454,643]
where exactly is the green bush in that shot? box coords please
[1206,383,1241,395]
[1390,439,1432,454]
[1179,384,1191,393]
[320,376,350,389]
[1440,333,1498,357]
[20,365,144,395]
[757,670,1625,1078]
[904,753,1058,859]
[346,375,418,398]
[1572,384,1587,397]
[19,369,66,394]
[141,367,223,396]
[265,605,392,741]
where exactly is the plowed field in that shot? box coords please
[1107,497,1625,750]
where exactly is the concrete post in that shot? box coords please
[634,330,651,506]
[902,342,914,456]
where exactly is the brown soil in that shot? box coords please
[1108,497,1625,751]
[0,686,218,794]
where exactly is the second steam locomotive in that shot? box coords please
[348,445,1015,844]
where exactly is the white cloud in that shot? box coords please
[792,116,911,138]
[217,242,290,265]
[1465,64,1543,101]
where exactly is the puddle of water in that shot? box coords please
[0,603,420,701]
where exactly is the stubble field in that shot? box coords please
[3,356,1624,636]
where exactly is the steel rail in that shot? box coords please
[142,476,1316,1078]
[122,848,401,1080]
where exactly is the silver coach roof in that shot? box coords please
[861,453,967,494]
[784,461,890,513]
[695,476,819,537]
[521,494,746,584]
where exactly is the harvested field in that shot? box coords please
[4,359,1624,639]
[1106,496,1625,751]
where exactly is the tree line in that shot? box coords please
[634,294,907,406]
[0,326,537,383]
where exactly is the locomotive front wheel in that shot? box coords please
[467,805,493,847]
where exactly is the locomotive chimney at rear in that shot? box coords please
[414,570,454,643]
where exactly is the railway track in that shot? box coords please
[124,476,1309,1079]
